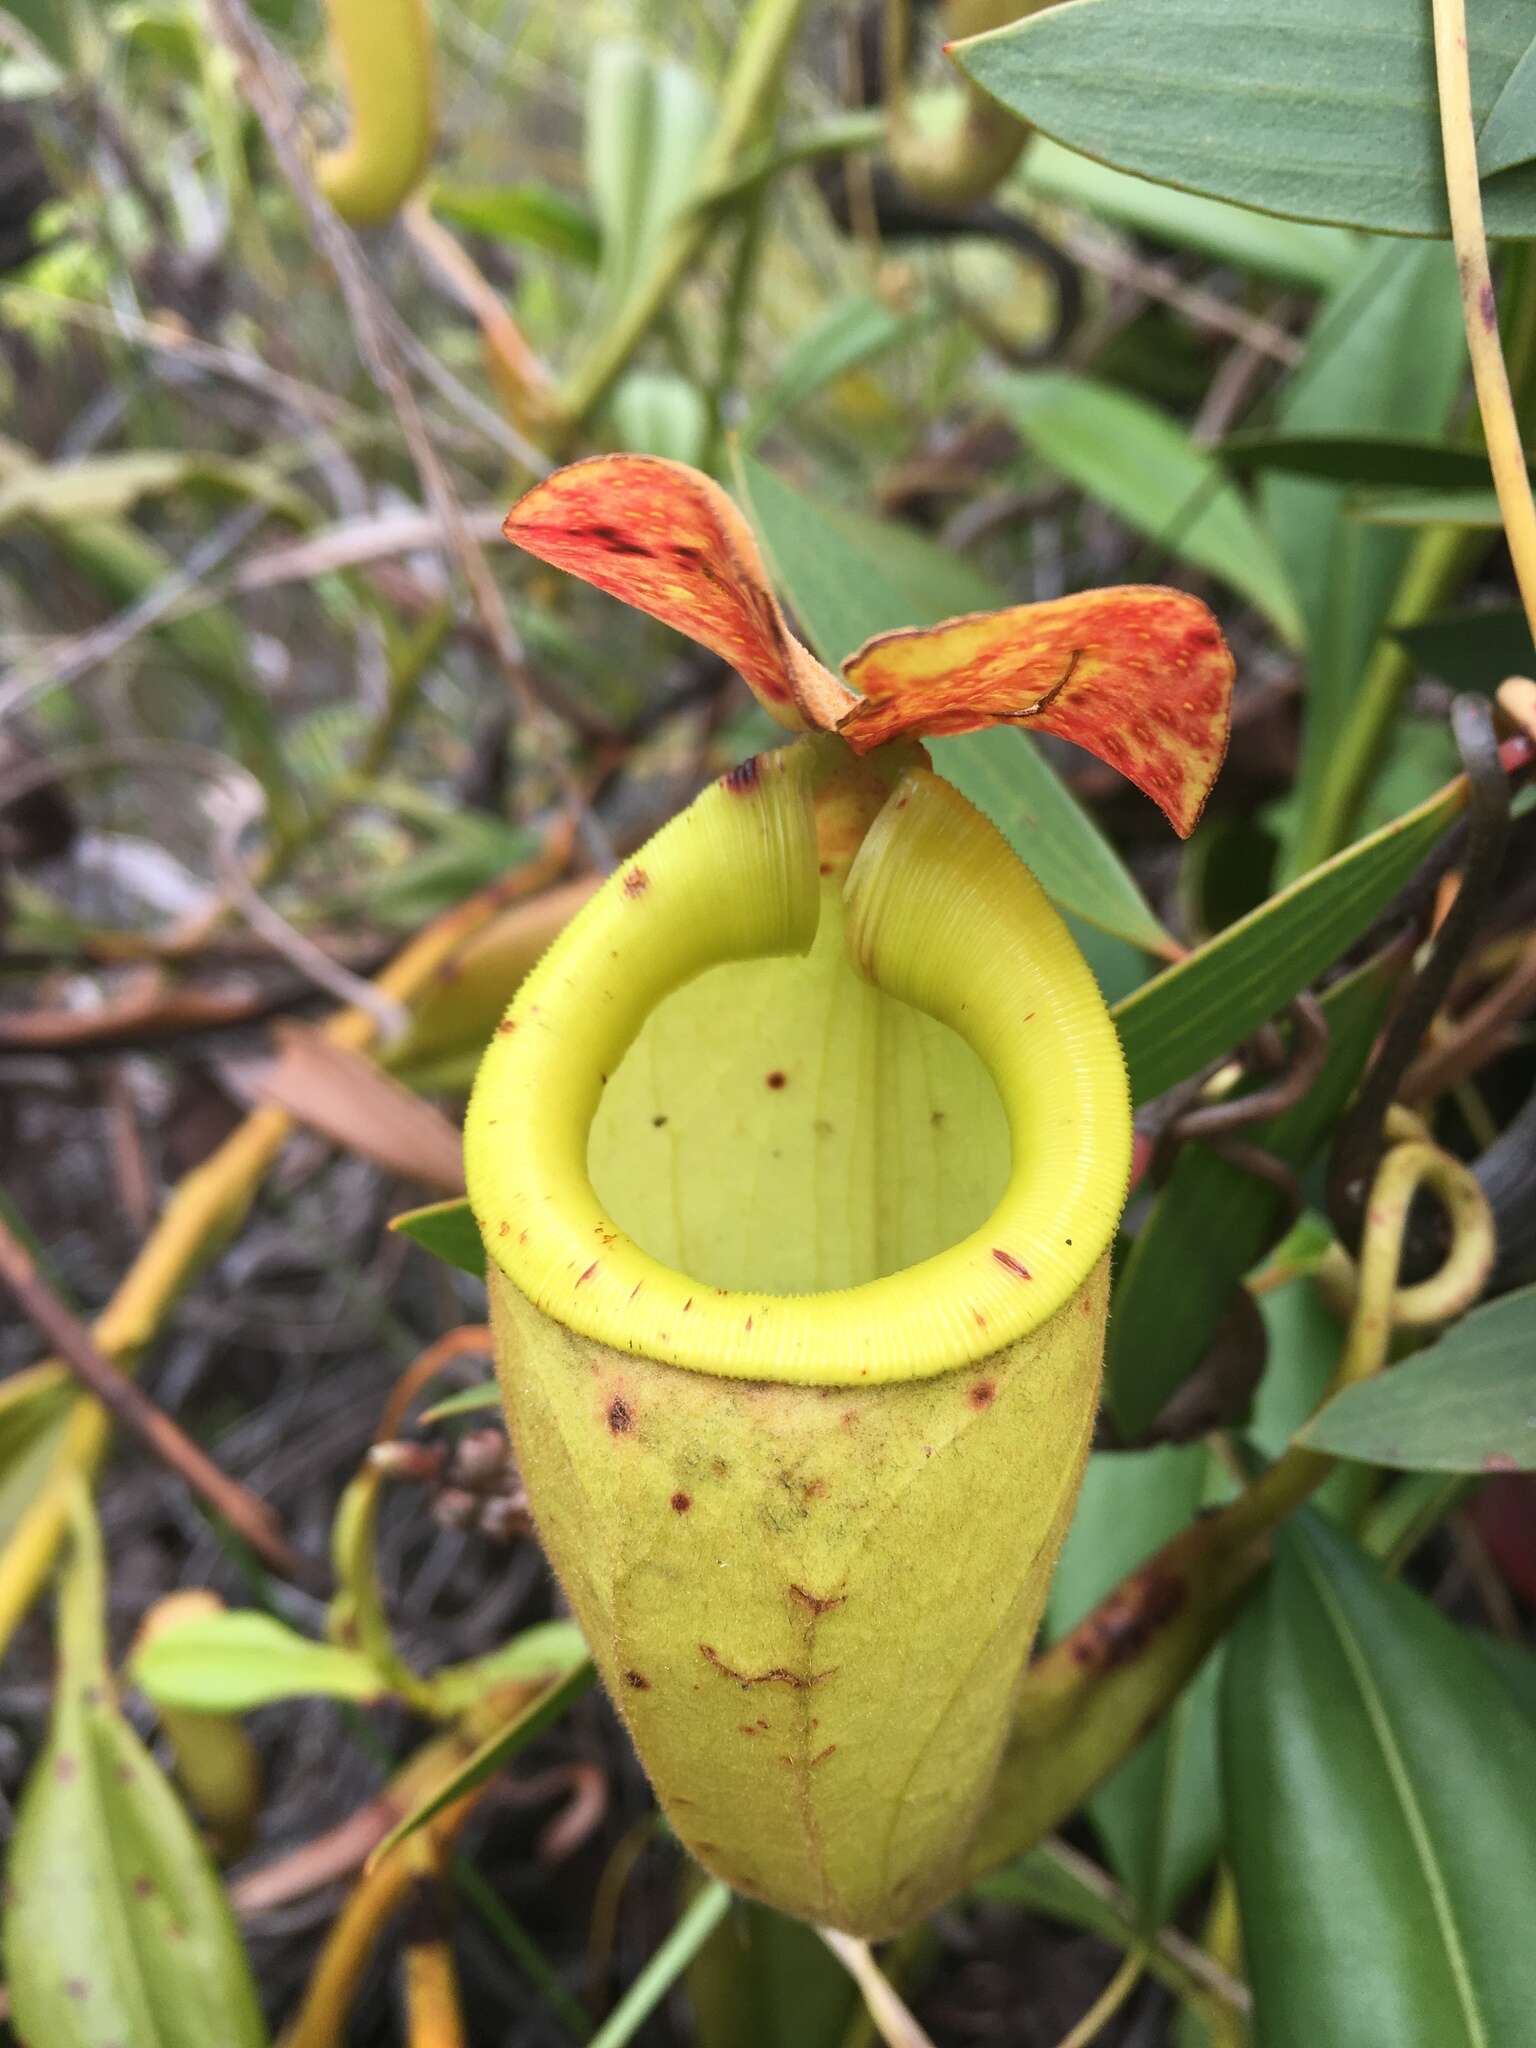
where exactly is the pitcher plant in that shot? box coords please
[465,455,1233,1935]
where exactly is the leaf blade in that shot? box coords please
[957,0,1536,238]
[1111,777,1463,1103]
[1299,1284,1536,1472]
[993,371,1303,645]
[1223,1513,1536,2046]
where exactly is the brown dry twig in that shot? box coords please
[0,1215,325,1591]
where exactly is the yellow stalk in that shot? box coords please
[1432,0,1536,643]
[1054,1950,1149,2048]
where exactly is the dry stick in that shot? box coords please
[1061,227,1303,365]
[0,1215,322,1590]
[203,0,611,872]
[1432,0,1536,643]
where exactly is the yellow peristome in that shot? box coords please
[463,736,1130,1933]
[465,739,1130,1384]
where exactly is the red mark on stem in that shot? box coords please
[724,755,762,794]
[671,1491,692,1513]
[992,1248,1032,1280]
[1068,1569,1186,1671]
[623,867,649,897]
[577,1261,599,1286]
[968,1380,997,1409]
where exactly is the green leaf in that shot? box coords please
[1258,242,1465,875]
[0,1365,75,1552]
[389,1195,486,1277]
[1018,136,1358,290]
[1299,1285,1536,1472]
[1220,433,1495,491]
[430,180,600,266]
[932,729,1171,954]
[355,807,539,928]
[589,1883,733,2048]
[419,1382,501,1424]
[956,0,1536,238]
[131,1609,386,1711]
[585,44,715,314]
[1111,776,1464,1104]
[993,371,1302,641]
[3,1494,268,2047]
[743,292,935,444]
[1048,1447,1222,1921]
[1349,489,1505,529]
[608,369,710,466]
[372,1656,597,1863]
[1223,1511,1536,2046]
[732,450,1174,952]
[0,449,311,531]
[1478,32,1536,177]
[1392,606,1536,690]
[424,1620,590,1719]
[1108,955,1395,1433]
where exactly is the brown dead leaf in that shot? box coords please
[227,1024,464,1191]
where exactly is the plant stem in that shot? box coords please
[1432,0,1536,641]
[1053,1949,1147,2048]
[1289,32,1536,874]
[707,189,770,469]
[554,0,814,434]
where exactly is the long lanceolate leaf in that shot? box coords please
[989,372,1304,647]
[1223,1513,1536,2046]
[4,1492,268,2048]
[1110,776,1465,1103]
